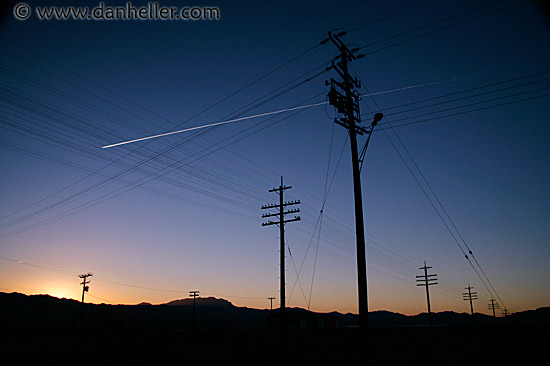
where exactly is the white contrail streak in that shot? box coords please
[101,101,327,149]
[361,73,492,97]
[362,80,455,97]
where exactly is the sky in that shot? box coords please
[0,0,549,316]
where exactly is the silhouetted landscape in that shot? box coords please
[2,1,549,365]
[1,292,548,365]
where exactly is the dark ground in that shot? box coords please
[1,324,548,366]
[1,294,548,365]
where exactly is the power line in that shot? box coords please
[351,63,508,310]
[0,255,268,299]
[346,0,436,34]
[288,125,349,308]
[101,102,328,149]
[0,45,328,229]
[376,78,549,119]
[0,37,323,132]
[0,37,328,235]
[377,85,550,125]
[0,93,325,239]
[376,92,550,131]
[285,236,309,307]
[359,0,527,58]
[86,293,114,304]
[371,70,550,113]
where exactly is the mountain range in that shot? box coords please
[1,291,548,331]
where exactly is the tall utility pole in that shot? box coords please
[268,296,275,315]
[463,285,478,325]
[416,261,438,326]
[325,31,383,336]
[262,176,300,331]
[189,290,199,331]
[488,298,499,317]
[79,272,93,325]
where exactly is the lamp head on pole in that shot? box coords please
[372,113,383,127]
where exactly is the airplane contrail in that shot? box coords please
[101,101,327,149]
[361,73,492,97]
[102,73,488,149]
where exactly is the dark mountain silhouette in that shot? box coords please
[165,296,233,307]
[1,292,549,365]
[1,292,548,331]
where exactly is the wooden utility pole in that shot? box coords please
[488,298,499,317]
[189,290,199,331]
[268,296,275,315]
[261,176,300,330]
[463,285,478,325]
[262,177,300,362]
[416,261,437,326]
[79,272,92,325]
[325,31,383,352]
[326,30,382,333]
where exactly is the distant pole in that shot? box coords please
[262,176,301,331]
[488,298,499,318]
[416,261,437,326]
[502,308,510,317]
[463,285,478,326]
[79,272,93,325]
[268,296,275,315]
[189,290,199,331]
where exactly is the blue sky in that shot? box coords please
[0,0,549,315]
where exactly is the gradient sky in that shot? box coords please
[0,0,549,316]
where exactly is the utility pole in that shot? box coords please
[189,290,199,331]
[325,31,383,338]
[416,261,438,326]
[488,298,499,317]
[261,176,300,331]
[463,285,478,326]
[502,308,510,317]
[268,296,275,315]
[79,272,93,325]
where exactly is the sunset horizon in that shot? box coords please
[1,1,549,351]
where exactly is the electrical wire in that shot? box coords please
[0,37,327,233]
[345,0,436,34]
[0,54,328,233]
[359,0,527,58]
[376,93,550,131]
[0,93,326,239]
[350,62,510,310]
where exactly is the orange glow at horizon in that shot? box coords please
[2,266,546,317]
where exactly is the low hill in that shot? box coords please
[0,292,548,331]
